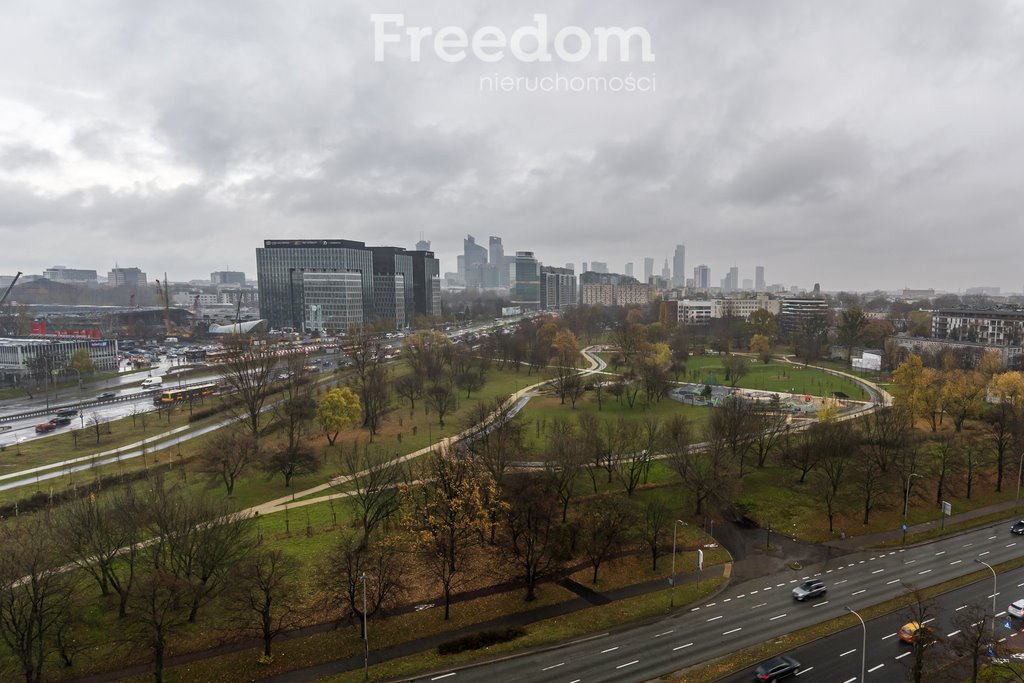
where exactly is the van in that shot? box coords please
[141,376,164,388]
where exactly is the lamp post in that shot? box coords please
[844,606,866,683]
[360,572,369,682]
[902,472,923,546]
[975,559,997,638]
[669,520,687,608]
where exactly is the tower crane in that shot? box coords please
[0,271,22,308]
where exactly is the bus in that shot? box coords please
[153,383,219,405]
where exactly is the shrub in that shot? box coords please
[437,627,527,655]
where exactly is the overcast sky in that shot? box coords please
[2,1,1023,293]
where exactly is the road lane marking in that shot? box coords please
[852,589,866,596]
[723,627,742,635]
[905,559,916,564]
[707,602,717,606]
[616,660,639,669]
[935,550,946,556]
[840,648,856,657]
[963,542,974,547]
[843,678,856,683]
[770,614,787,621]
[868,664,884,673]
[654,630,673,638]
[835,579,848,585]
[601,646,620,653]
[886,578,902,584]
[541,663,564,671]
[872,569,885,574]
[795,667,814,676]
[673,643,693,651]
[750,590,759,594]
[895,652,910,660]
[723,598,731,602]
[812,600,830,608]
[980,551,991,556]
[1000,637,1007,643]
[923,618,935,624]
[956,605,968,611]
[881,633,897,640]
[777,583,786,587]
[431,675,456,681]
[950,560,962,565]
[989,535,998,540]
[753,602,767,608]
[947,630,961,637]
[707,615,723,622]
[737,594,746,598]
[1009,543,1018,548]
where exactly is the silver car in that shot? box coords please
[792,580,827,601]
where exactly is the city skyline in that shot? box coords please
[3,1,1024,292]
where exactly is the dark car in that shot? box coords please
[48,416,71,427]
[1012,521,1024,535]
[792,580,827,601]
[754,656,800,681]
[97,392,117,401]
[54,407,78,417]
[35,422,57,433]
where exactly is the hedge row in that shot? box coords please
[437,627,527,655]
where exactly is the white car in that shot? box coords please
[1009,599,1024,618]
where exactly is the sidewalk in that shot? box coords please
[826,498,1023,551]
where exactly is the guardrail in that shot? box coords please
[0,380,218,424]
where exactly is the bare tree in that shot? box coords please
[264,443,321,488]
[425,382,458,428]
[501,474,566,601]
[950,604,988,683]
[750,405,789,468]
[636,499,671,571]
[707,396,756,477]
[579,496,633,584]
[901,584,941,683]
[463,397,524,490]
[393,373,423,413]
[218,341,279,441]
[231,549,303,658]
[197,429,257,497]
[579,413,612,491]
[125,565,191,683]
[347,330,392,437]
[57,487,143,617]
[0,517,76,683]
[543,419,584,522]
[615,418,650,496]
[335,443,406,548]
[319,531,406,635]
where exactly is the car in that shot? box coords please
[754,656,800,681]
[1009,599,1024,618]
[54,408,78,417]
[1011,520,1024,535]
[97,392,117,401]
[899,621,933,644]
[48,417,71,427]
[792,580,827,601]
[34,422,57,433]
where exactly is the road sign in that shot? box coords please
[901,523,907,532]
[942,501,952,516]
[697,549,704,571]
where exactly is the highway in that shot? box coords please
[411,521,1024,683]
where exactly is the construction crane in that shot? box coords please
[127,292,136,335]
[0,271,22,308]
[153,274,173,338]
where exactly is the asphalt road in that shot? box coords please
[718,564,1024,683]
[412,522,1024,683]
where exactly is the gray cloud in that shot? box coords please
[1,0,1023,292]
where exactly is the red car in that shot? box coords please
[35,422,57,433]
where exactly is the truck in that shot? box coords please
[141,376,164,389]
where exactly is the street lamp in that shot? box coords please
[902,472,923,546]
[975,559,997,638]
[360,572,369,682]
[844,606,866,683]
[670,520,688,608]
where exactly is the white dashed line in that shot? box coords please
[601,646,619,653]
[654,630,673,638]
[851,589,866,596]
[886,578,901,585]
[1008,543,1018,548]
[723,627,742,635]
[988,535,998,540]
[923,618,936,625]
[935,550,946,556]
[980,551,991,557]
[431,675,456,681]
[963,542,974,547]
[872,569,885,574]
[795,667,814,676]
[881,633,897,641]
[673,643,693,651]
[542,663,564,671]
[812,600,830,608]
[905,559,917,564]
[840,648,856,657]
[868,664,884,673]
[843,678,857,683]
[918,569,932,575]
[950,560,962,565]
[770,614,787,621]
[753,602,767,609]
[707,616,722,622]
[834,579,848,585]
[616,660,639,670]
[895,652,910,660]
[956,605,968,611]
[947,630,961,637]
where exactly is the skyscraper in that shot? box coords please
[415,238,431,252]
[510,251,541,310]
[463,235,488,287]
[488,236,504,265]
[755,265,765,293]
[672,245,686,287]
[624,262,634,277]
[644,257,654,284]
[693,264,710,289]
[661,259,671,280]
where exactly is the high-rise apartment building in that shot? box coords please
[255,239,439,332]
[590,261,608,274]
[672,245,686,287]
[644,257,654,284]
[211,271,246,286]
[540,266,576,311]
[755,266,765,293]
[624,262,634,277]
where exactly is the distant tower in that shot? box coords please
[415,235,431,252]
[693,264,710,289]
[672,245,686,287]
[624,262,634,278]
[582,262,588,273]
[661,259,671,280]
[644,257,654,284]
[755,265,765,293]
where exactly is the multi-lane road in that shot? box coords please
[412,522,1024,683]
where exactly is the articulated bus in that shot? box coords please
[153,383,220,405]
